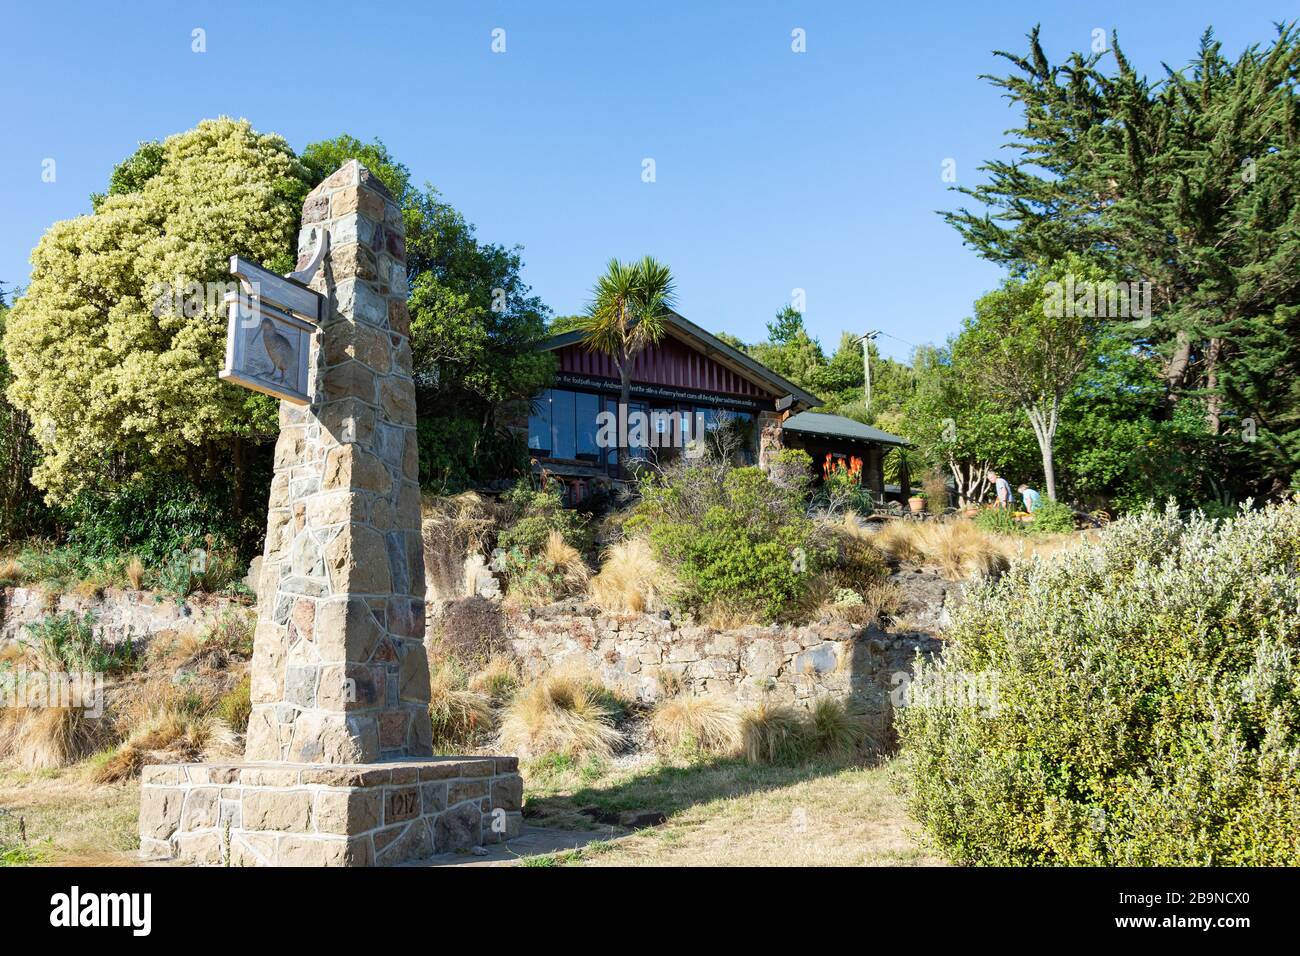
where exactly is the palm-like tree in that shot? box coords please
[577,256,676,476]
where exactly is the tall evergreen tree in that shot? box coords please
[944,23,1300,497]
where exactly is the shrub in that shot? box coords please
[496,480,591,556]
[972,506,1020,536]
[1027,498,1076,535]
[640,464,833,623]
[62,474,259,569]
[818,453,873,514]
[897,500,1300,865]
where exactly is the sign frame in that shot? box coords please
[219,292,317,405]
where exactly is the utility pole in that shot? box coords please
[856,330,879,412]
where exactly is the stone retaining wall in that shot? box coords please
[496,601,944,731]
[138,757,524,866]
[0,586,249,650]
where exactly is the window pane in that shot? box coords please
[628,402,647,459]
[528,390,551,452]
[576,392,600,457]
[604,397,618,465]
[551,389,576,459]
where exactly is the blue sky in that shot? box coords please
[1,1,1290,361]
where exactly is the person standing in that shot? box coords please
[986,470,1013,509]
[1018,483,1043,514]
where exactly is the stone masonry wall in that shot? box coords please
[1,586,247,650]
[501,601,943,733]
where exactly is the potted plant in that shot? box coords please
[908,491,926,514]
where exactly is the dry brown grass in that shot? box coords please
[0,768,141,865]
[821,579,902,626]
[423,491,499,601]
[0,557,23,583]
[468,655,519,706]
[88,745,144,784]
[650,696,744,756]
[498,670,624,760]
[429,662,496,749]
[700,599,756,630]
[871,518,1011,581]
[741,703,809,765]
[564,760,944,867]
[542,530,590,592]
[806,696,875,759]
[588,538,676,613]
[872,519,926,564]
[81,675,241,782]
[0,707,103,770]
[125,556,145,590]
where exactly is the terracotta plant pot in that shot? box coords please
[908,496,926,514]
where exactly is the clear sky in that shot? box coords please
[1,1,1290,361]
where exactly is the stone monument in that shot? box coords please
[138,161,523,866]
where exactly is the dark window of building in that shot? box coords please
[529,389,605,462]
[528,392,552,454]
[550,389,577,459]
[576,391,600,460]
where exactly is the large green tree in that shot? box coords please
[944,24,1300,499]
[903,342,1037,504]
[958,259,1103,500]
[0,288,48,543]
[4,118,308,507]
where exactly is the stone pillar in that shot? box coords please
[244,160,431,764]
[139,162,523,866]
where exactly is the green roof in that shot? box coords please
[781,411,908,447]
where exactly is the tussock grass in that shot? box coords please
[740,697,877,765]
[422,491,499,601]
[214,676,251,733]
[0,557,22,585]
[872,520,926,564]
[87,745,143,784]
[124,556,145,590]
[468,655,519,706]
[650,696,743,756]
[871,519,1011,581]
[498,670,625,760]
[741,703,809,765]
[806,696,874,759]
[429,662,495,749]
[588,538,676,613]
[542,530,590,592]
[0,707,103,770]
